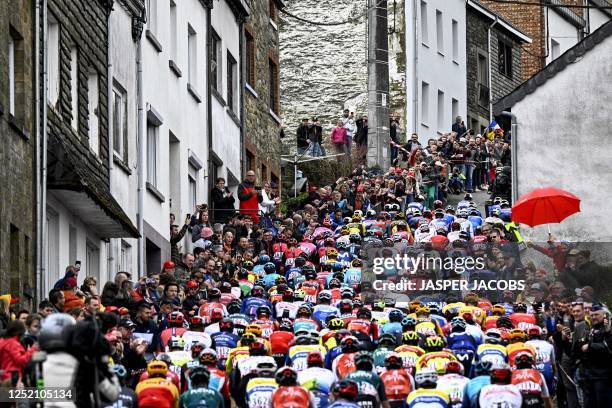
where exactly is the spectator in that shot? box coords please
[307,117,324,156]
[296,118,310,155]
[170,215,191,264]
[49,288,65,314]
[342,109,356,154]
[211,177,236,224]
[238,170,262,224]
[21,313,41,349]
[260,181,281,217]
[191,209,212,244]
[355,115,368,153]
[452,115,467,135]
[0,320,37,385]
[331,120,348,156]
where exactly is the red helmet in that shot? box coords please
[219,318,234,332]
[168,311,184,326]
[210,309,223,321]
[307,351,324,367]
[163,261,175,269]
[490,363,513,384]
[330,380,359,401]
[187,280,199,289]
[445,361,464,375]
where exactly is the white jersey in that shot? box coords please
[204,322,220,335]
[465,324,484,345]
[182,330,212,350]
[237,355,276,377]
[436,374,469,407]
[298,367,335,408]
[276,301,300,320]
[525,339,555,366]
[478,384,522,408]
[414,229,434,243]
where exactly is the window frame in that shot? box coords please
[498,39,513,78]
[87,70,100,155]
[268,57,280,114]
[227,50,237,112]
[147,121,158,187]
[112,81,128,163]
[245,29,256,87]
[420,1,428,45]
[70,47,79,130]
[211,29,222,92]
[436,9,444,54]
[47,15,60,107]
[187,24,197,87]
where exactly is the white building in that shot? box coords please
[546,0,611,64]
[406,0,467,139]
[493,20,612,241]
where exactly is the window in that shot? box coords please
[452,19,458,61]
[47,16,60,106]
[120,240,132,273]
[188,166,198,211]
[477,52,489,108]
[269,0,277,22]
[421,81,429,124]
[452,98,459,124]
[70,48,78,129]
[69,225,77,265]
[86,240,100,282]
[436,10,443,53]
[437,90,444,130]
[271,172,279,189]
[147,121,158,186]
[551,38,560,60]
[211,30,221,92]
[112,82,128,161]
[168,133,180,210]
[269,58,279,114]
[87,71,99,155]
[10,225,19,285]
[498,40,513,78]
[188,25,197,86]
[147,0,157,35]
[227,51,237,112]
[261,163,268,182]
[420,1,428,44]
[246,149,255,172]
[170,0,177,60]
[246,30,255,87]
[8,35,15,115]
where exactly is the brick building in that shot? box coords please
[244,0,284,188]
[0,0,36,304]
[42,0,138,294]
[480,0,611,81]
[466,0,531,134]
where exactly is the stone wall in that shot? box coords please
[0,0,36,304]
[244,0,283,182]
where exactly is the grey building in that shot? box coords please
[0,0,36,306]
[466,0,530,135]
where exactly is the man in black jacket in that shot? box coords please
[581,304,612,407]
[296,118,310,154]
[211,177,236,224]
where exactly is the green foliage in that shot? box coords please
[280,192,309,214]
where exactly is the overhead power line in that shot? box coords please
[486,0,612,10]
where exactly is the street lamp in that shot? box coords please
[281,152,346,197]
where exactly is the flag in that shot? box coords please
[487,121,503,140]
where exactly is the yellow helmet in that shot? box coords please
[491,304,505,316]
[415,305,430,316]
[147,360,168,377]
[509,329,527,343]
[326,248,339,258]
[424,335,444,351]
[402,331,420,345]
[409,301,422,313]
[245,324,263,337]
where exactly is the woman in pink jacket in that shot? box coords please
[330,119,348,156]
[0,320,37,385]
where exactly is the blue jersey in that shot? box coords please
[324,346,343,370]
[381,322,403,336]
[241,297,273,319]
[443,214,456,225]
[313,305,340,326]
[406,389,450,408]
[328,402,360,408]
[210,331,239,368]
[262,273,281,289]
[252,265,265,277]
[462,376,491,408]
[447,331,477,352]
[344,268,361,285]
[467,215,483,230]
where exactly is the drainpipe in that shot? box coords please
[206,2,213,197]
[239,17,245,179]
[412,0,419,133]
[499,111,517,203]
[487,16,498,123]
[34,0,42,304]
[137,34,145,277]
[40,0,49,300]
[107,6,115,279]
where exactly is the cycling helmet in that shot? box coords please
[157,354,172,368]
[354,351,374,370]
[199,348,218,365]
[473,360,493,376]
[528,326,542,339]
[227,300,242,314]
[339,299,354,314]
[246,324,263,337]
[450,316,467,331]
[275,366,298,386]
[168,311,185,326]
[484,328,503,345]
[189,366,211,385]
[307,351,324,368]
[219,318,234,332]
[513,302,528,313]
[491,304,505,316]
[256,361,277,377]
[496,315,514,329]
[351,259,363,268]
[336,241,349,250]
[402,331,420,345]
[330,380,359,401]
[294,289,306,301]
[328,317,345,331]
[357,307,372,319]
[187,280,199,290]
[208,288,221,299]
[424,336,444,351]
[328,278,342,289]
[445,361,464,375]
[258,254,271,264]
[389,309,403,322]
[249,340,268,356]
[414,369,438,388]
[168,336,185,350]
[240,332,257,346]
[401,316,417,330]
[378,333,397,348]
[515,350,535,369]
[318,291,332,303]
[372,300,386,311]
[250,285,265,298]
[415,305,430,316]
[111,364,127,379]
[191,342,206,358]
[340,336,360,353]
[264,262,276,274]
[147,360,168,377]
[297,304,313,318]
[490,363,513,384]
[257,305,272,317]
[508,329,527,343]
[384,352,404,370]
[326,248,339,258]
[341,288,355,299]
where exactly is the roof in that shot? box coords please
[494,18,612,114]
[467,0,532,43]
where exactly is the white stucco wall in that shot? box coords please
[142,0,210,245]
[406,0,466,139]
[546,8,579,64]
[588,7,610,33]
[513,34,612,241]
[211,1,242,181]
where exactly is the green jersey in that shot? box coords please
[178,387,224,408]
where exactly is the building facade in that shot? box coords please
[0,0,36,304]
[480,0,611,81]
[406,0,467,139]
[42,0,139,295]
[244,0,283,187]
[466,0,530,134]
[493,20,612,241]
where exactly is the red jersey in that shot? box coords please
[511,368,547,395]
[271,386,311,408]
[484,316,500,330]
[510,313,536,330]
[199,301,226,324]
[270,331,295,355]
[159,327,187,351]
[380,368,414,401]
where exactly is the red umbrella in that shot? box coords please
[512,187,581,227]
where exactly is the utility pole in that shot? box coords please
[367,0,390,169]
